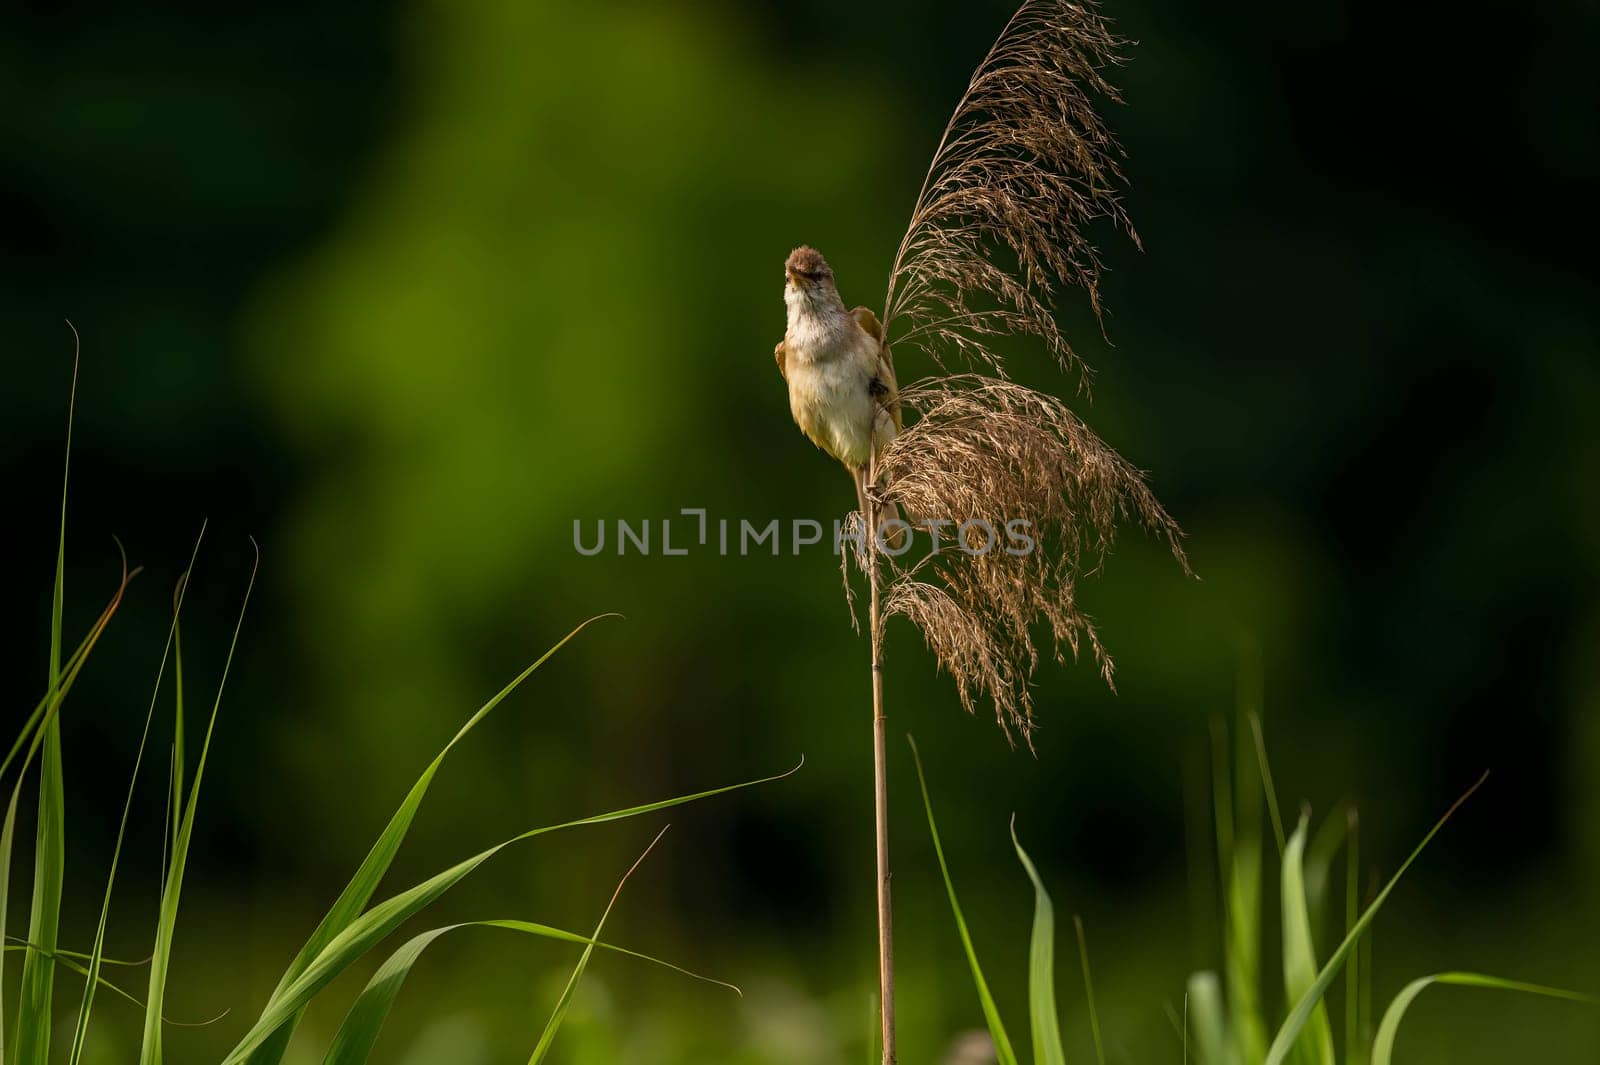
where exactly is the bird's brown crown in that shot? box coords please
[785,245,834,284]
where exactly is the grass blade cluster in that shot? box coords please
[909,738,1018,1065]
[1011,821,1064,1065]
[1370,974,1594,1064]
[4,359,794,1063]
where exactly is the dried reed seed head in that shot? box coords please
[882,0,1136,389]
[883,378,1187,569]
[837,508,866,633]
[869,376,1188,748]
[840,0,1187,746]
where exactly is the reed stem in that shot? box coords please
[866,463,896,1063]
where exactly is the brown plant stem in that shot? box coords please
[866,461,896,1063]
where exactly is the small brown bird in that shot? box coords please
[774,246,904,530]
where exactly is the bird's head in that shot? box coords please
[785,245,844,321]
[786,245,841,294]
[785,245,835,289]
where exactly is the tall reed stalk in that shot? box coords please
[847,2,1192,1056]
[865,459,895,1061]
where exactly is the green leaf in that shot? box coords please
[1301,802,1351,938]
[13,329,80,1065]
[1263,773,1488,1065]
[908,736,1017,1065]
[1247,714,1286,856]
[1370,972,1594,1065]
[1184,971,1229,1065]
[140,543,259,1065]
[1343,811,1364,1065]
[320,927,453,1065]
[1073,917,1105,1065]
[1279,815,1335,1065]
[319,917,733,1065]
[242,614,619,1065]
[528,826,667,1063]
[1213,715,1266,1065]
[170,577,187,863]
[0,568,132,1065]
[218,759,797,1065]
[3,944,225,1027]
[0,785,19,1065]
[67,533,204,1065]
[1010,821,1065,1065]
[0,621,110,788]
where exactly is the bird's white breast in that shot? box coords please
[785,317,879,468]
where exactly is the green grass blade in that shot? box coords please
[320,927,453,1065]
[322,914,739,1065]
[157,746,174,905]
[1185,971,1229,1065]
[50,324,78,683]
[15,634,70,1065]
[908,737,1018,1065]
[1358,876,1372,1056]
[0,618,115,790]
[1371,973,1594,1065]
[1263,774,1488,1065]
[141,543,259,1065]
[1,573,133,792]
[219,759,798,1065]
[475,919,740,995]
[1247,715,1285,855]
[14,336,79,1065]
[1219,717,1266,1065]
[1074,917,1105,1065]
[1223,835,1265,1063]
[1301,802,1350,937]
[1209,718,1234,899]
[226,852,496,1065]
[0,568,131,1065]
[0,786,19,1065]
[170,579,186,862]
[242,615,619,1065]
[2,945,222,1027]
[2,566,134,799]
[1280,815,1335,1065]
[1010,822,1065,1065]
[528,826,667,1063]
[67,536,203,1065]
[1343,811,1363,1065]
[3,941,150,969]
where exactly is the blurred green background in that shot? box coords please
[2,0,1597,1061]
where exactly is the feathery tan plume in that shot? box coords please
[857,0,1189,748]
[844,5,1181,1057]
[874,377,1189,746]
[881,0,1136,388]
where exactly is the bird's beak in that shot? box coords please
[785,268,802,287]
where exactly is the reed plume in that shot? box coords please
[882,0,1138,389]
[845,2,1189,1059]
[876,376,1188,748]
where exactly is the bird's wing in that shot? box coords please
[773,338,787,380]
[851,305,884,344]
[852,306,902,432]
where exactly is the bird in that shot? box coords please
[773,245,905,539]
